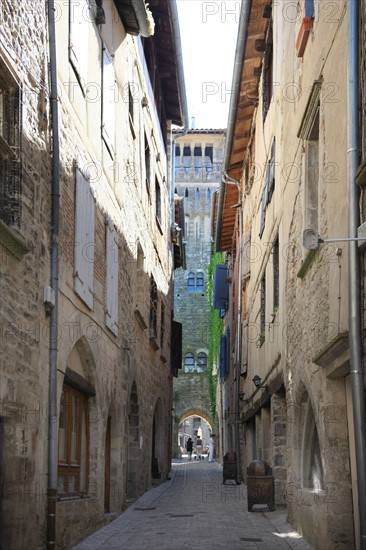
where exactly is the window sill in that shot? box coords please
[296,17,314,58]
[0,219,29,259]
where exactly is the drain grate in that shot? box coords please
[134,507,156,511]
[240,537,263,542]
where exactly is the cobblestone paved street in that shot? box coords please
[73,459,316,550]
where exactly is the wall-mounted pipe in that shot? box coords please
[347,2,366,549]
[46,1,60,547]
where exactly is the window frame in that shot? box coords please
[58,384,89,499]
[0,55,21,227]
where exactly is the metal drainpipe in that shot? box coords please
[223,171,242,484]
[347,2,366,549]
[47,1,60,547]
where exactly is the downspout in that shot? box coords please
[347,2,366,549]
[223,171,242,484]
[47,1,60,547]
[215,0,252,251]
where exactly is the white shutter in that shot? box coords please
[69,0,89,87]
[241,320,248,375]
[74,168,94,309]
[105,219,119,335]
[102,46,116,155]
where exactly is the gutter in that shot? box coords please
[347,3,366,549]
[215,0,252,251]
[169,0,189,129]
[131,0,155,37]
[46,1,60,548]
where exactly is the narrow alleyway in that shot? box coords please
[73,460,315,550]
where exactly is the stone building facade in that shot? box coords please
[0,1,186,548]
[215,1,360,548]
[172,130,224,455]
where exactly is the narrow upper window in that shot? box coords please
[196,273,204,294]
[102,46,116,157]
[149,276,158,338]
[187,272,195,293]
[69,0,89,88]
[184,352,195,372]
[260,276,266,338]
[263,23,273,122]
[155,177,162,226]
[0,55,21,227]
[128,85,136,139]
[273,237,279,311]
[144,132,151,194]
[298,80,322,233]
[197,352,207,372]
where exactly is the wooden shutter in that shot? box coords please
[102,46,116,155]
[69,0,89,87]
[74,168,94,309]
[105,219,119,335]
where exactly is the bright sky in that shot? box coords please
[176,0,240,130]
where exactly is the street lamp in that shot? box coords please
[252,375,268,391]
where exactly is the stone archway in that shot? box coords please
[126,381,139,500]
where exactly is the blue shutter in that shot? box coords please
[305,0,314,18]
[213,264,229,309]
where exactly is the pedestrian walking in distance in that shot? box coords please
[186,437,193,460]
[196,435,203,460]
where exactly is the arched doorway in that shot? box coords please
[126,381,139,500]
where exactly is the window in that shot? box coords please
[263,24,273,122]
[160,302,165,349]
[128,85,136,138]
[259,139,276,237]
[260,276,266,337]
[58,384,89,497]
[74,166,95,309]
[102,46,116,157]
[144,132,151,194]
[187,272,195,293]
[149,276,158,338]
[184,352,195,372]
[0,55,21,226]
[197,352,207,372]
[105,219,119,335]
[298,81,321,232]
[194,145,202,171]
[155,178,161,226]
[69,0,89,88]
[273,237,279,310]
[183,145,191,170]
[196,272,204,294]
